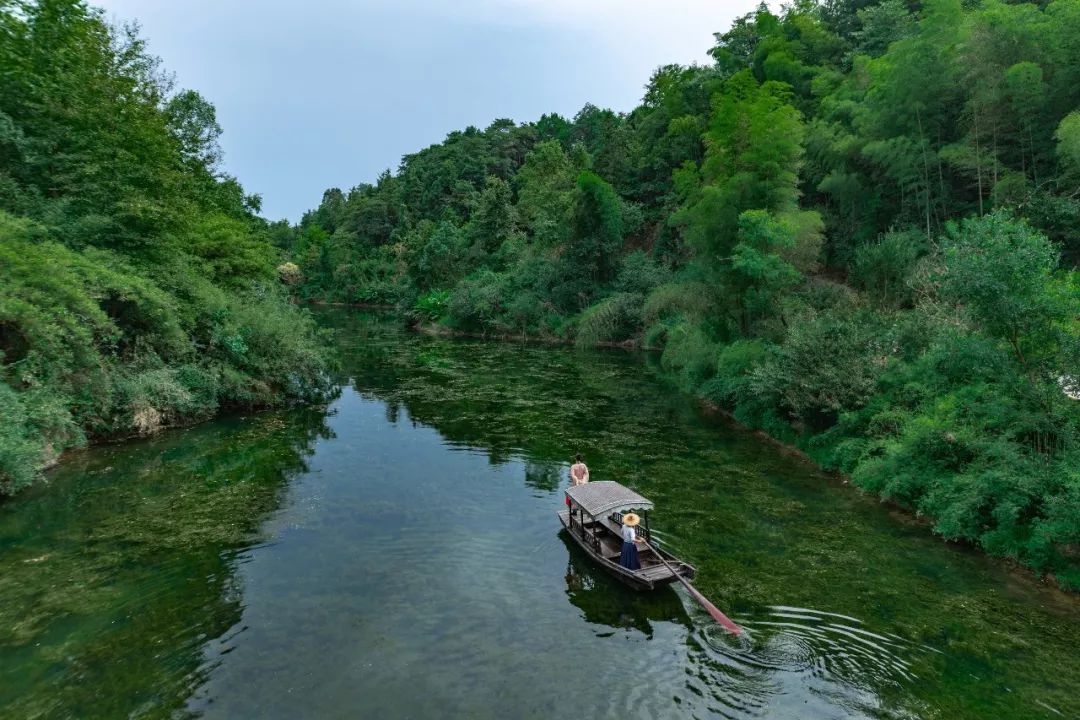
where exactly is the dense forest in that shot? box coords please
[288,0,1080,586]
[0,1,331,496]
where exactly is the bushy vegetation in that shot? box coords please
[286,0,1080,584]
[0,1,330,495]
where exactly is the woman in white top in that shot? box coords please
[619,513,642,570]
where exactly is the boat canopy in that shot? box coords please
[565,481,654,517]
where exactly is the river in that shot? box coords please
[1,308,1078,719]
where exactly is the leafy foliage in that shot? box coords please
[849,228,926,308]
[0,2,329,494]
[283,0,1080,583]
[575,293,644,346]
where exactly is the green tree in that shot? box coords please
[729,210,804,334]
[676,71,805,268]
[852,1,916,58]
[184,214,275,289]
[405,220,467,292]
[467,176,516,258]
[1055,110,1080,182]
[849,228,926,308]
[936,211,1072,371]
[515,140,574,246]
[557,172,623,309]
[165,89,223,172]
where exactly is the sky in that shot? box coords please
[94,1,763,222]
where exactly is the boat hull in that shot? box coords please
[557,510,695,591]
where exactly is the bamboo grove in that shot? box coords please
[287,1,1080,586]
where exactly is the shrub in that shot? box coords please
[0,384,74,495]
[446,271,504,332]
[699,339,770,408]
[660,320,720,391]
[849,227,926,308]
[643,281,716,326]
[575,292,644,346]
[745,311,885,431]
[218,295,331,405]
[120,367,201,434]
[277,262,302,286]
[615,250,672,295]
[505,291,545,336]
[0,405,41,493]
[413,289,451,322]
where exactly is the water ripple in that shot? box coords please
[677,604,937,718]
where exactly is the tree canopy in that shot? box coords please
[286,0,1080,587]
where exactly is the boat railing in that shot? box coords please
[608,511,653,546]
[567,506,604,554]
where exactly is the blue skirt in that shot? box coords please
[620,541,640,570]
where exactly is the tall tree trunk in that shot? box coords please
[1028,123,1039,186]
[937,130,947,222]
[992,119,999,205]
[974,108,984,214]
[916,106,932,240]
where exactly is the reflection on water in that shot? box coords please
[0,408,333,719]
[560,532,691,637]
[1,308,1079,719]
[524,461,563,494]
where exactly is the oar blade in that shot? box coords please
[685,581,742,635]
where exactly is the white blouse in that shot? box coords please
[622,524,636,543]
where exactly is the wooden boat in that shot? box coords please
[557,481,695,591]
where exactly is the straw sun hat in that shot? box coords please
[622,513,641,527]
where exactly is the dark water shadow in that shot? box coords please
[558,531,691,638]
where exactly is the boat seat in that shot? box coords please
[637,564,678,581]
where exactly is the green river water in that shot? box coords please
[2,308,1079,719]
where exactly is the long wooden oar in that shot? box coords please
[641,539,742,636]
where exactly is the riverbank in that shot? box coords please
[694,395,1080,592]
[414,321,643,350]
[0,252,333,500]
[405,310,1079,594]
[30,394,337,489]
[302,299,397,310]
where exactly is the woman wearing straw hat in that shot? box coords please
[619,513,642,570]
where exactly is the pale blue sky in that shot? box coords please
[95,1,759,221]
